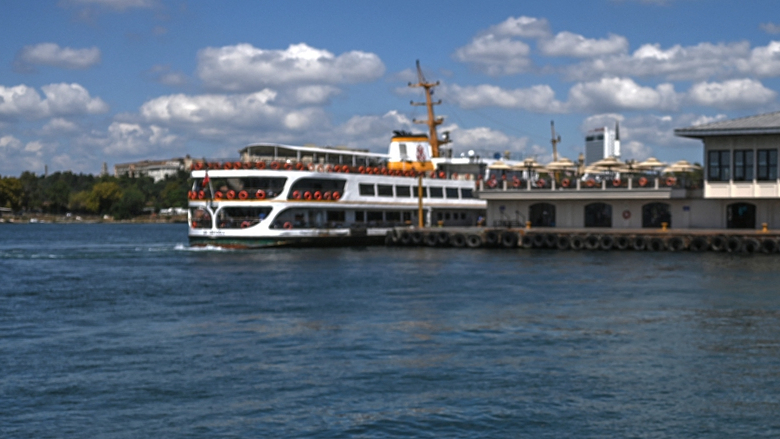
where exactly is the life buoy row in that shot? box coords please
[187,189,271,200]
[290,190,341,201]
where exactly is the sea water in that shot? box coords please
[1,223,779,438]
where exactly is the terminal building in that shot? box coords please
[114,157,193,182]
[478,111,780,230]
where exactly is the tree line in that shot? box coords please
[0,170,190,219]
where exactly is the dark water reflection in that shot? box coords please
[1,224,779,438]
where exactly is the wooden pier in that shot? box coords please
[387,226,780,253]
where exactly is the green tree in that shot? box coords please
[87,181,123,213]
[112,186,146,219]
[0,177,23,209]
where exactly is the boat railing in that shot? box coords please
[478,176,703,192]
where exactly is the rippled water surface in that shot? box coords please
[2,223,780,438]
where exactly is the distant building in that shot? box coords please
[114,156,192,182]
[584,123,621,165]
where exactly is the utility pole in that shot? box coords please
[409,60,449,158]
[550,120,561,162]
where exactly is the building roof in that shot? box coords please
[674,111,780,138]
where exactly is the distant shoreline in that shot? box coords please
[0,214,187,225]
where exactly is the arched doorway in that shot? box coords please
[642,202,672,228]
[529,203,556,227]
[584,202,612,227]
[727,202,756,229]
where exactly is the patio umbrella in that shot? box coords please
[662,160,702,173]
[545,157,577,171]
[487,160,512,170]
[636,157,667,170]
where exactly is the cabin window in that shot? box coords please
[359,184,375,196]
[757,149,778,180]
[445,188,459,199]
[217,207,273,229]
[529,203,556,227]
[396,185,411,197]
[403,212,412,222]
[461,188,474,199]
[429,187,443,198]
[399,143,408,160]
[208,177,286,199]
[377,184,394,196]
[189,207,212,229]
[413,186,428,197]
[733,150,754,181]
[708,150,730,181]
[367,211,383,222]
[356,211,365,222]
[386,211,401,222]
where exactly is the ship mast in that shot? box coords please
[408,60,449,158]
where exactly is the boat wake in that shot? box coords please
[174,243,233,252]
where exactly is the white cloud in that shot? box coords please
[60,0,157,11]
[196,43,385,92]
[141,90,280,126]
[445,84,566,113]
[282,85,341,106]
[737,41,780,77]
[760,23,780,34]
[0,83,108,120]
[449,126,531,158]
[146,65,188,87]
[101,122,177,155]
[568,77,681,112]
[0,134,57,173]
[453,35,532,75]
[686,79,777,109]
[487,16,551,39]
[41,118,80,135]
[620,140,653,160]
[14,43,101,72]
[538,32,628,58]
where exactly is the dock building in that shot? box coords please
[478,111,780,231]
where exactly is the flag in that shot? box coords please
[203,169,210,184]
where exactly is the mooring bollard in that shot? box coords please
[661,222,668,231]
[526,221,532,230]
[762,222,768,232]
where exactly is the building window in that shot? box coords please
[377,184,393,196]
[708,150,730,181]
[733,150,754,181]
[461,188,473,199]
[757,149,778,181]
[584,203,612,228]
[359,184,375,196]
[727,202,756,229]
[529,203,556,227]
[642,202,671,228]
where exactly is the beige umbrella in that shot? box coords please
[636,157,667,170]
[662,160,702,173]
[513,157,547,171]
[488,160,512,170]
[545,157,577,171]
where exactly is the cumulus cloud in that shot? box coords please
[487,16,551,39]
[568,77,681,112]
[538,32,628,58]
[453,35,532,75]
[0,134,57,173]
[760,23,780,34]
[445,84,566,113]
[59,0,157,11]
[449,126,532,158]
[41,118,80,135]
[102,122,177,155]
[14,43,101,72]
[686,79,777,109]
[146,65,188,87]
[737,41,780,77]
[0,83,108,120]
[196,43,385,92]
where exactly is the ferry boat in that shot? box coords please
[187,62,496,248]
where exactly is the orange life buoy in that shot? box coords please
[323,191,332,200]
[316,164,324,172]
[223,162,233,170]
[240,221,252,229]
[284,162,293,170]
[487,178,497,188]
[283,221,293,230]
[191,221,198,228]
[325,165,333,172]
[226,190,236,200]
[536,179,545,188]
[439,171,446,179]
[666,176,677,186]
[332,191,341,200]
[193,162,204,170]
[638,177,648,187]
[622,210,631,220]
[405,170,414,177]
[613,178,621,187]
[255,189,266,199]
[358,166,366,174]
[198,190,206,200]
[561,178,571,188]
[512,177,521,188]
[214,191,224,199]
[242,162,252,169]
[295,162,305,171]
[292,190,301,199]
[233,162,242,169]
[429,171,437,178]
[238,190,248,200]
[314,191,322,200]
[304,191,312,200]
[342,166,350,173]
[586,179,596,188]
[255,161,266,169]
[270,161,280,170]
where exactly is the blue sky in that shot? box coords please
[2,0,780,175]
